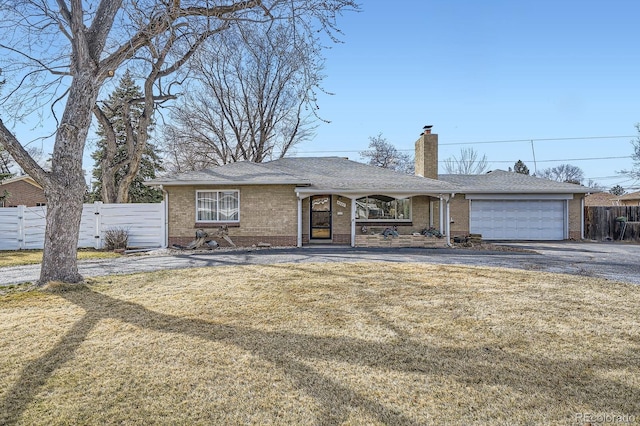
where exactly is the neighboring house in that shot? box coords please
[618,191,640,206]
[147,130,590,247]
[0,175,47,207]
[584,192,621,207]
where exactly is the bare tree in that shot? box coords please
[443,148,489,174]
[0,1,359,285]
[619,123,640,182]
[539,164,584,184]
[162,20,318,172]
[359,133,414,174]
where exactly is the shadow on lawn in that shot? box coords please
[1,283,637,424]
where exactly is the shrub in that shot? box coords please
[104,227,129,250]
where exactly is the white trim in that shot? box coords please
[465,193,574,200]
[297,197,303,247]
[580,196,585,240]
[195,189,240,223]
[439,197,444,232]
[445,197,451,245]
[294,187,451,199]
[565,200,570,239]
[350,198,356,247]
[161,194,168,249]
[429,199,434,227]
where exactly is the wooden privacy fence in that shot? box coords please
[0,202,166,250]
[584,206,640,242]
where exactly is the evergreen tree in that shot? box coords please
[609,184,625,196]
[90,71,163,203]
[513,159,530,175]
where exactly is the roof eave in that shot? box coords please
[145,179,310,187]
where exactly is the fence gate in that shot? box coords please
[0,202,166,250]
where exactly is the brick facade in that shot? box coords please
[167,184,299,247]
[0,179,47,207]
[165,184,586,247]
[568,196,584,239]
[166,185,446,247]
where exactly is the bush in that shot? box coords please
[104,227,129,250]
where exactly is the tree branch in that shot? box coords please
[0,119,49,188]
[99,1,260,77]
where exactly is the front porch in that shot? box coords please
[295,190,454,248]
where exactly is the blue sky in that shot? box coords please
[5,1,640,191]
[301,0,640,190]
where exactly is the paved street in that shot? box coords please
[1,241,639,286]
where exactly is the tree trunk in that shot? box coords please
[40,179,85,284]
[38,70,99,284]
[100,163,118,203]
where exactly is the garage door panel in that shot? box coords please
[470,200,565,240]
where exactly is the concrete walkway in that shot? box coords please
[1,242,639,286]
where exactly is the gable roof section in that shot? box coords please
[270,157,457,194]
[618,191,640,201]
[0,175,42,188]
[584,192,620,206]
[148,157,459,195]
[439,170,592,194]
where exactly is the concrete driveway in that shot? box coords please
[1,242,639,286]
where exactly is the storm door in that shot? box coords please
[310,195,332,239]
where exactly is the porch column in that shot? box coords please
[580,197,585,240]
[297,195,303,247]
[429,199,434,228]
[439,195,444,233]
[445,195,452,246]
[350,197,356,247]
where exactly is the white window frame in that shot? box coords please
[355,195,412,222]
[196,189,240,223]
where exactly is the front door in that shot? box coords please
[310,195,332,239]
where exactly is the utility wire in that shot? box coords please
[297,134,637,154]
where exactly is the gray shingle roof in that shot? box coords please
[148,157,459,194]
[147,160,310,186]
[148,161,589,195]
[269,157,457,193]
[439,170,592,194]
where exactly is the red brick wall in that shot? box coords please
[0,180,47,207]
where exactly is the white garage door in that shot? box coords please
[470,200,566,240]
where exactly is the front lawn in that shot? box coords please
[0,263,638,425]
[0,249,120,268]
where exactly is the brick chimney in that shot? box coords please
[415,125,438,179]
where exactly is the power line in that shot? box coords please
[477,155,632,164]
[297,134,637,154]
[438,135,636,146]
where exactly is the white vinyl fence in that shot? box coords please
[0,202,166,250]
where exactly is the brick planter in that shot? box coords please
[355,234,446,248]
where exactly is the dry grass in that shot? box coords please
[0,263,638,425]
[0,249,120,268]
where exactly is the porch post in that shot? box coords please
[297,195,303,247]
[439,195,444,233]
[580,197,585,240]
[445,195,452,246]
[350,197,356,247]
